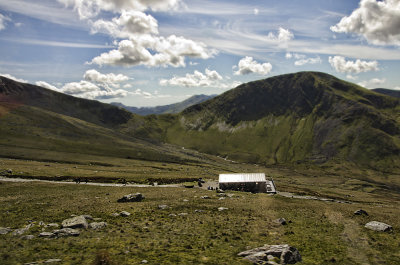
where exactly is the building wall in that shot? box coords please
[219,182,267,193]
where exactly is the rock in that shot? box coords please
[194,209,204,213]
[117,193,144,202]
[238,244,302,264]
[111,212,120,217]
[168,214,177,217]
[120,211,131,217]
[218,197,226,200]
[365,221,393,232]
[44,259,62,263]
[7,169,12,174]
[158,205,169,210]
[53,228,80,237]
[218,207,229,211]
[201,196,211,199]
[275,218,287,225]
[178,213,188,216]
[38,221,45,226]
[217,193,227,197]
[21,235,35,240]
[39,232,56,238]
[354,209,368,216]
[61,216,88,229]
[226,193,235,198]
[82,214,93,220]
[46,223,59,228]
[0,227,12,235]
[141,260,148,264]
[183,199,189,202]
[12,227,29,236]
[89,222,107,230]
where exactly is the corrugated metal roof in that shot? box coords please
[219,173,266,183]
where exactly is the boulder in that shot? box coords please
[21,235,35,240]
[275,218,287,225]
[12,227,29,236]
[46,223,59,228]
[217,193,227,197]
[201,196,211,199]
[354,209,368,216]
[238,244,302,264]
[365,221,393,232]
[53,228,80,237]
[117,193,144,202]
[61,216,88,229]
[218,207,229,211]
[39,232,56,238]
[0,227,12,235]
[120,211,131,217]
[89,222,107,230]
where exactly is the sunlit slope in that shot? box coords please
[164,72,400,170]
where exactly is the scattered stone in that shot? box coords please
[365,221,393,232]
[120,211,131,217]
[354,209,368,216]
[168,214,177,217]
[46,223,59,228]
[21,235,35,240]
[89,222,107,230]
[62,216,88,229]
[0,227,12,235]
[218,207,229,211]
[53,228,80,237]
[218,197,226,200]
[44,259,62,263]
[183,199,189,202]
[39,232,56,238]
[38,221,45,226]
[12,227,29,236]
[238,244,302,264]
[111,212,120,217]
[7,169,12,174]
[275,218,287,225]
[141,260,148,264]
[178,213,188,216]
[216,189,225,193]
[117,193,144,203]
[194,209,204,213]
[217,193,227,197]
[82,214,93,220]
[158,205,169,210]
[226,193,235,198]
[201,196,211,199]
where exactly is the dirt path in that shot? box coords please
[0,176,180,188]
[278,191,352,204]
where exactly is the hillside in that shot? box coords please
[0,76,219,165]
[159,72,400,171]
[373,88,400,99]
[111,94,216,115]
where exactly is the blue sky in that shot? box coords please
[0,0,399,106]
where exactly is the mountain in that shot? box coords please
[0,76,212,164]
[111,94,216,115]
[372,88,400,99]
[158,72,400,171]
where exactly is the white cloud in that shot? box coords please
[234,56,272,75]
[61,80,128,99]
[90,10,158,38]
[253,8,259,15]
[83,69,129,87]
[57,0,181,19]
[329,55,379,73]
[358,78,386,89]
[62,80,100,94]
[159,68,223,87]
[285,52,292,59]
[90,35,214,67]
[294,56,322,66]
[0,73,27,83]
[346,74,358,80]
[266,27,294,42]
[393,87,400,91]
[131,88,153,98]
[0,13,10,30]
[331,0,400,46]
[35,81,60,91]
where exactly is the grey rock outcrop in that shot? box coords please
[117,193,144,202]
[275,218,287,225]
[120,211,131,217]
[61,216,88,229]
[238,244,302,264]
[0,227,12,235]
[365,221,393,232]
[53,228,80,237]
[89,222,107,230]
[354,209,368,216]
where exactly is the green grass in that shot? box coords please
[1,180,399,264]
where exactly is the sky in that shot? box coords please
[0,0,399,107]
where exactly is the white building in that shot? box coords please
[218,173,276,193]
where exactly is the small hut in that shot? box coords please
[218,173,276,193]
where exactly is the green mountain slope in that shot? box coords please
[161,72,400,170]
[111,94,217,115]
[373,88,400,99]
